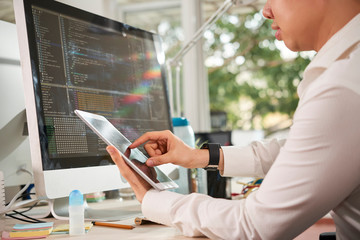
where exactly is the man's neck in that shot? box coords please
[315,5,360,51]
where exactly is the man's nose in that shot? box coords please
[262,1,274,20]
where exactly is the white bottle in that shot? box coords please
[172,117,195,148]
[69,190,85,235]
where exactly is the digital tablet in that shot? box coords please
[75,110,178,191]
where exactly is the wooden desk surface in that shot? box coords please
[1,199,199,239]
[1,198,334,239]
[2,217,193,239]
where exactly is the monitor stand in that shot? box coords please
[49,197,142,221]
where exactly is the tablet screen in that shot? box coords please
[75,110,178,191]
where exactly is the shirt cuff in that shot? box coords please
[142,189,183,226]
[222,146,255,177]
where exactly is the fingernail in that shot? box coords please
[107,147,115,154]
[147,159,154,166]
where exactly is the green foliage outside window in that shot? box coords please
[205,11,313,134]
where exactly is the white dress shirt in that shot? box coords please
[142,14,360,240]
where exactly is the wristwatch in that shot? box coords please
[201,143,221,171]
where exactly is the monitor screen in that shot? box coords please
[14,0,172,200]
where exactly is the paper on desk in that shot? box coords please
[51,222,93,234]
[12,222,53,230]
[9,222,53,238]
[2,231,47,240]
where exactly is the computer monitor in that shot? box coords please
[0,20,33,188]
[14,0,172,219]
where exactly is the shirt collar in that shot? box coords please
[298,14,360,97]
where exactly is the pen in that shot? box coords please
[92,221,134,230]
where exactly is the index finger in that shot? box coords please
[129,130,169,149]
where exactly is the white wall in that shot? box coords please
[0,20,32,187]
[181,0,211,132]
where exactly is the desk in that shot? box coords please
[1,199,199,240]
[2,217,194,239]
[2,215,335,239]
[1,198,334,239]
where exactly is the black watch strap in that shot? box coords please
[201,143,221,171]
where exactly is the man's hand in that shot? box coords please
[129,130,209,169]
[106,145,152,203]
[130,158,159,183]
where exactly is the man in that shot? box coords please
[107,0,360,238]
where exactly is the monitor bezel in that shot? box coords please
[14,0,172,199]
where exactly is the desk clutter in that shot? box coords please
[2,222,54,239]
[1,221,93,239]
